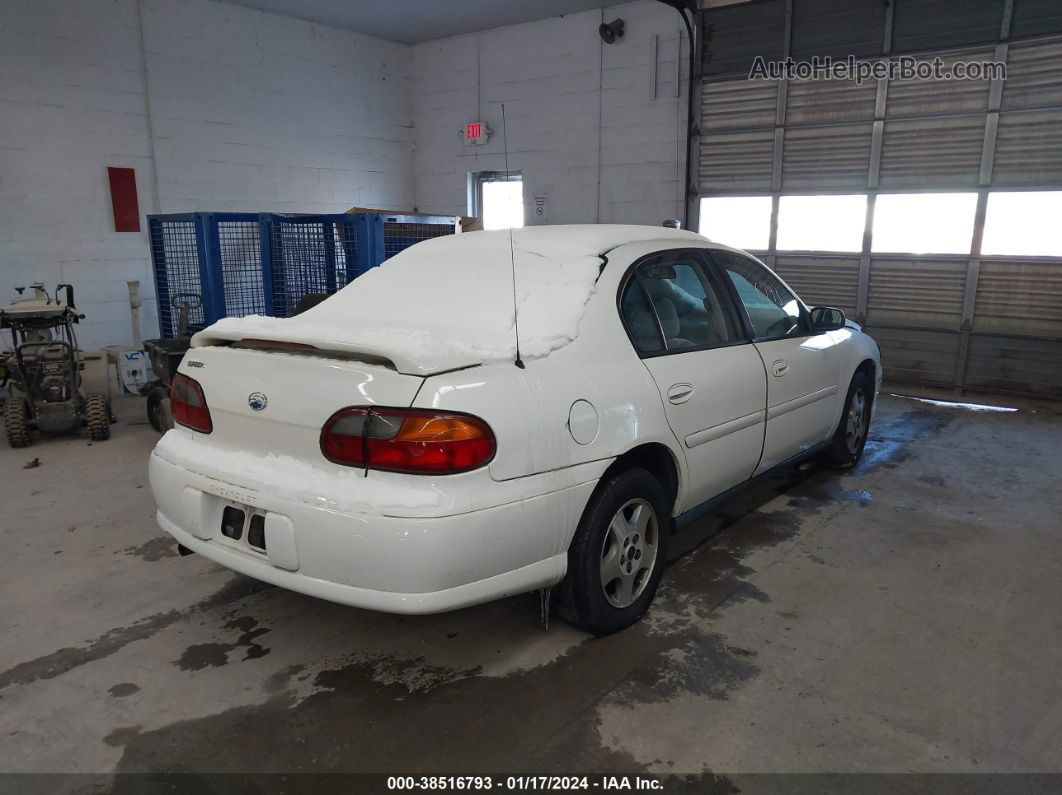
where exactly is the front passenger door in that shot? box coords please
[619,250,767,509]
[708,250,844,472]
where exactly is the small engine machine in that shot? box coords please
[1,283,113,447]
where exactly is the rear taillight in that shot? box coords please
[320,407,495,474]
[171,372,212,434]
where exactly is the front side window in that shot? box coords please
[711,251,805,341]
[620,252,737,354]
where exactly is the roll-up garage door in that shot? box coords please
[696,0,1062,399]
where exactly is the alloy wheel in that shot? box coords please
[600,498,659,609]
[845,388,868,454]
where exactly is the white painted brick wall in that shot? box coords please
[142,0,415,216]
[0,0,414,350]
[2,0,688,350]
[412,0,688,226]
[0,0,161,349]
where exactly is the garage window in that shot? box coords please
[872,193,978,255]
[776,195,867,252]
[699,196,773,250]
[981,191,1062,257]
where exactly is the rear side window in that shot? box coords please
[620,283,664,354]
[619,252,738,355]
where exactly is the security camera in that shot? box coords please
[599,18,625,44]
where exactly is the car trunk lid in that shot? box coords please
[178,344,424,462]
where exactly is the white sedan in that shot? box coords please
[149,225,880,635]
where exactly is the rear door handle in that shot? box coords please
[772,359,789,377]
[667,383,694,404]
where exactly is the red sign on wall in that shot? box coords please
[464,121,488,146]
[107,167,141,232]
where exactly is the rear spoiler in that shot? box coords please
[190,319,481,377]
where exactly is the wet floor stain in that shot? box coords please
[108,683,140,698]
[111,635,647,776]
[264,663,306,695]
[615,632,759,703]
[104,726,143,748]
[175,616,271,672]
[123,536,179,562]
[0,576,273,692]
[0,610,181,693]
[858,408,954,473]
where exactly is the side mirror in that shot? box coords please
[810,306,846,332]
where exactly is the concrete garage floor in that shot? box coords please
[1,391,1061,788]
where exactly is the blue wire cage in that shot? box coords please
[148,212,457,338]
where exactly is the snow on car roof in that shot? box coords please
[194,225,706,375]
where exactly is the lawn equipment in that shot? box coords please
[142,292,201,433]
[141,290,324,433]
[1,283,113,448]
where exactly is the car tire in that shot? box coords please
[554,467,670,636]
[820,371,872,468]
[146,385,172,433]
[4,396,33,448]
[86,393,111,441]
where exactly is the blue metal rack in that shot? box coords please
[148,212,457,338]
[380,213,460,260]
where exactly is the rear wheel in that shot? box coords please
[820,371,872,468]
[4,396,33,448]
[146,384,172,433]
[86,393,111,441]
[554,468,670,636]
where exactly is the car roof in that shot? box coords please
[441,224,708,259]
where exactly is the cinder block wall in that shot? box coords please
[412,1,687,226]
[0,0,684,350]
[0,0,415,349]
[1,0,161,348]
[143,0,414,215]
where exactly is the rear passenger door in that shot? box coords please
[619,250,767,509]
[707,250,844,472]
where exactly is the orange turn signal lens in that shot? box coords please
[394,416,488,443]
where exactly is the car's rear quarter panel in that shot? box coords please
[414,249,687,551]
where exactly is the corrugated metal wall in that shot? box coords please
[697,0,1062,399]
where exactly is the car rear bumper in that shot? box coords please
[148,450,598,614]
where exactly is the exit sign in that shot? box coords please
[464,121,490,146]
